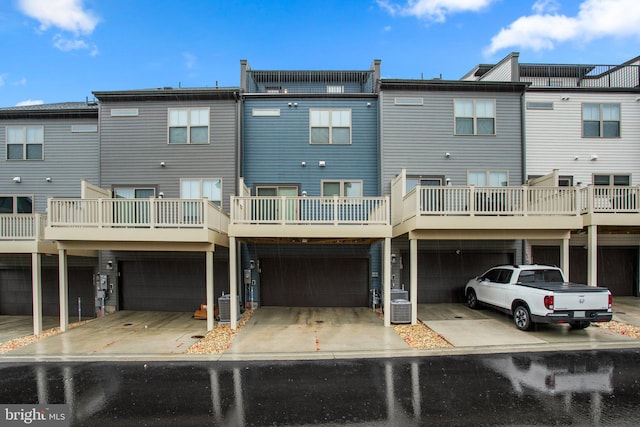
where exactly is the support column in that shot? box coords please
[206,250,215,331]
[560,238,570,281]
[229,237,238,330]
[383,237,391,327]
[587,225,598,287]
[58,249,69,332]
[410,238,418,325]
[31,253,43,335]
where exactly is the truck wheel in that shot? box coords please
[513,305,532,331]
[570,321,590,330]
[466,289,479,309]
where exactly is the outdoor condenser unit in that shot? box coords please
[390,299,411,324]
[218,294,241,323]
[390,289,408,301]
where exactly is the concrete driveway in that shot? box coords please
[0,316,59,342]
[419,301,638,349]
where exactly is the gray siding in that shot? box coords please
[0,118,99,212]
[99,99,238,211]
[242,98,379,196]
[380,89,523,194]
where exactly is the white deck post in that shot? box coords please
[560,238,570,281]
[58,249,69,332]
[206,250,215,331]
[410,238,418,325]
[230,237,238,330]
[587,225,598,287]
[384,237,391,327]
[31,253,43,335]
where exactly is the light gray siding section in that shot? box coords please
[99,99,238,211]
[525,91,640,185]
[380,89,524,194]
[0,118,99,212]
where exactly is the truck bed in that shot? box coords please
[518,281,609,293]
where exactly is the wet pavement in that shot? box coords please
[1,349,639,426]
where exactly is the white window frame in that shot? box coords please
[593,174,630,186]
[394,97,424,106]
[321,180,363,197]
[467,170,509,187]
[0,195,34,214]
[71,124,98,132]
[168,108,210,144]
[180,178,222,206]
[6,126,44,160]
[309,109,352,145]
[582,103,620,138]
[252,108,281,117]
[454,99,496,136]
[526,102,554,110]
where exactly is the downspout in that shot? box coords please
[520,87,527,264]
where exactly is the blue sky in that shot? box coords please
[1,0,640,107]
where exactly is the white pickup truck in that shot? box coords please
[464,264,612,331]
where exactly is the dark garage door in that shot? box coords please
[403,251,514,303]
[119,258,229,311]
[259,257,369,307]
[0,267,94,316]
[532,246,637,296]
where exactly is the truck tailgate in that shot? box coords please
[553,290,609,310]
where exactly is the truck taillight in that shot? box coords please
[609,293,613,309]
[544,295,554,310]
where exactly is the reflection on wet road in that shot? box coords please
[1,349,639,426]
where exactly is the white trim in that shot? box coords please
[110,108,139,117]
[252,108,281,117]
[71,124,98,132]
[394,97,424,106]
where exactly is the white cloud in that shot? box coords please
[52,34,99,56]
[183,52,197,70]
[18,0,99,34]
[16,99,44,106]
[378,0,494,22]
[12,78,27,86]
[532,0,560,14]
[486,0,640,55]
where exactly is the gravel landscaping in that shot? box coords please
[593,320,640,339]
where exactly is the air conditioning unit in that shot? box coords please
[390,299,411,324]
[218,294,241,324]
[390,289,408,301]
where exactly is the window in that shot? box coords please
[454,99,495,135]
[110,108,138,117]
[0,195,33,213]
[405,176,443,193]
[322,180,362,197]
[326,85,344,94]
[468,171,508,187]
[252,108,280,117]
[583,104,620,137]
[168,108,210,144]
[114,188,155,199]
[528,175,574,186]
[6,126,43,160]
[593,174,630,186]
[310,109,351,144]
[181,179,222,206]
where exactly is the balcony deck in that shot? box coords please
[391,185,640,239]
[0,214,57,253]
[46,198,229,251]
[229,196,391,239]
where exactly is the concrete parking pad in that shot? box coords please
[7,311,207,356]
[223,307,409,358]
[0,316,59,342]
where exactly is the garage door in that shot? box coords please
[402,251,514,303]
[532,246,637,296]
[119,258,229,311]
[259,257,369,307]
[0,267,94,316]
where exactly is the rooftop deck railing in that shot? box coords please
[520,63,640,88]
[244,70,377,93]
[0,214,47,241]
[579,186,640,213]
[47,198,229,233]
[231,196,389,225]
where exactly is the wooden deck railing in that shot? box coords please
[47,198,228,232]
[0,214,47,240]
[231,196,389,225]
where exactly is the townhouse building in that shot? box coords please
[45,88,239,331]
[463,53,640,297]
[229,60,395,326]
[0,102,99,333]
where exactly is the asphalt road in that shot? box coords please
[1,349,639,426]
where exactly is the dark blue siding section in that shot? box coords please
[242,98,379,196]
